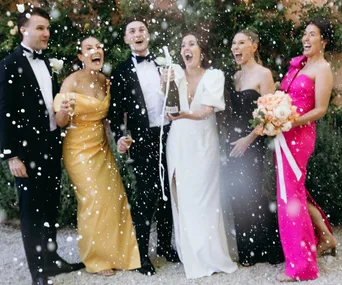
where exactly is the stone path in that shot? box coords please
[0,224,341,285]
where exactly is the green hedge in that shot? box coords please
[306,105,342,225]
[0,0,341,225]
[1,109,341,226]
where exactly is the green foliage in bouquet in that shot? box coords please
[0,0,341,225]
[249,110,265,129]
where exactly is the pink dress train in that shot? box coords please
[277,55,333,280]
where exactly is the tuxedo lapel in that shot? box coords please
[125,58,149,116]
[16,48,42,97]
[42,54,59,97]
[44,57,52,76]
[16,47,58,99]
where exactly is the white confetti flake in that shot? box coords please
[47,242,56,251]
[16,4,25,13]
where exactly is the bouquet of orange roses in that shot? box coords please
[250,91,299,136]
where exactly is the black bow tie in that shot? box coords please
[22,46,45,60]
[132,54,155,64]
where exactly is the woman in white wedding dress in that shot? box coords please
[163,32,238,279]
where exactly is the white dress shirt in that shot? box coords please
[131,51,169,127]
[21,43,57,131]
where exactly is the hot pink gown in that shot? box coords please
[277,55,333,280]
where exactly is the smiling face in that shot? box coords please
[181,34,202,69]
[302,24,326,57]
[77,37,104,71]
[20,15,50,51]
[124,21,150,56]
[231,33,257,65]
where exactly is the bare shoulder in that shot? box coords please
[317,60,333,75]
[255,64,275,95]
[256,64,272,77]
[60,72,79,93]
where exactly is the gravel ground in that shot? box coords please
[0,223,341,285]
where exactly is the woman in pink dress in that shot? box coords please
[276,19,337,282]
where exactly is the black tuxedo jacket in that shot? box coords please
[109,56,155,144]
[0,46,61,164]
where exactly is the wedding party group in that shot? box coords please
[0,6,339,285]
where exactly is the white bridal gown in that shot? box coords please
[166,65,238,279]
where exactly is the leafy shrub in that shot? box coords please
[0,0,341,225]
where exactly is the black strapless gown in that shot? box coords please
[224,89,284,265]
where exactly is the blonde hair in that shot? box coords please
[238,29,262,65]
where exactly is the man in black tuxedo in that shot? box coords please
[0,7,83,285]
[109,16,179,275]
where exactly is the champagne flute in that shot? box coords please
[123,130,134,164]
[67,93,77,129]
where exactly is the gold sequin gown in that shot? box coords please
[54,91,140,273]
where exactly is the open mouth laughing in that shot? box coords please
[303,43,311,51]
[91,54,101,65]
[184,52,193,61]
[233,52,243,61]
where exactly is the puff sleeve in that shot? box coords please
[173,64,185,88]
[200,69,225,112]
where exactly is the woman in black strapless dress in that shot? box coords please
[222,30,284,266]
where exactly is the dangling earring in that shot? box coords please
[200,53,204,61]
[82,61,85,69]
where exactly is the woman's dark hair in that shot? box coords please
[17,7,50,42]
[72,36,97,71]
[306,19,335,51]
[179,31,211,69]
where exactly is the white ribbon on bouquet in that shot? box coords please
[158,46,173,201]
[274,132,302,204]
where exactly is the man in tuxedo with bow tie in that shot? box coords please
[0,7,84,285]
[109,16,179,275]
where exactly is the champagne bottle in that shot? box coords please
[165,80,180,116]
[163,46,180,117]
